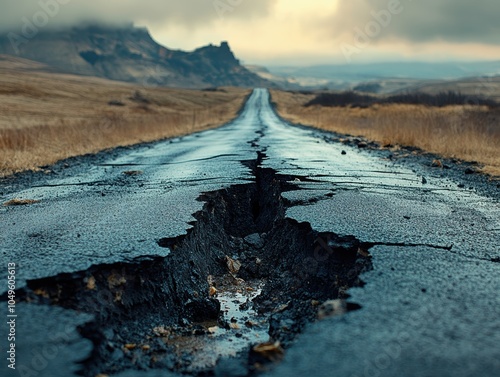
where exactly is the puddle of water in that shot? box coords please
[154,278,270,373]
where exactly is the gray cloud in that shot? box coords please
[0,0,275,32]
[332,0,500,45]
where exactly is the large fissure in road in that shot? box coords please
[15,152,373,376]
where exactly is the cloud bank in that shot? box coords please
[0,0,275,32]
[331,0,500,45]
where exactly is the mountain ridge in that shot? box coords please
[0,24,271,88]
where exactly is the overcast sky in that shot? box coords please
[2,0,500,65]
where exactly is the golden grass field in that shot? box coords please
[0,55,249,177]
[271,90,500,177]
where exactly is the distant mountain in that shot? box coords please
[266,62,500,91]
[246,65,301,90]
[0,24,271,88]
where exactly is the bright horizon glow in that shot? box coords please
[142,0,500,66]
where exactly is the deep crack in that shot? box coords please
[8,152,373,376]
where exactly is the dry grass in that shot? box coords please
[3,198,40,206]
[271,90,500,177]
[0,55,250,176]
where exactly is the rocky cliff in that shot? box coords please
[0,24,271,88]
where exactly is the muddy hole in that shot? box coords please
[13,153,372,376]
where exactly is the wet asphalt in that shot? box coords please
[1,89,499,377]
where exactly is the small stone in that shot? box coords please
[357,248,370,258]
[244,233,265,248]
[208,326,219,334]
[318,299,347,319]
[225,256,242,274]
[86,276,96,290]
[431,159,443,168]
[273,303,289,313]
[252,341,284,362]
[341,150,347,155]
[421,177,427,184]
[209,286,217,297]
[152,326,170,337]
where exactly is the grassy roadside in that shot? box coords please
[0,56,250,177]
[271,90,500,177]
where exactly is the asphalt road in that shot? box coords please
[1,89,499,377]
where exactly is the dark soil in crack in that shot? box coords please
[10,152,373,376]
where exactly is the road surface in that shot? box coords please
[1,89,499,377]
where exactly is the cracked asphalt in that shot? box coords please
[1,89,499,377]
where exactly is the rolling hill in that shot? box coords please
[0,24,271,89]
